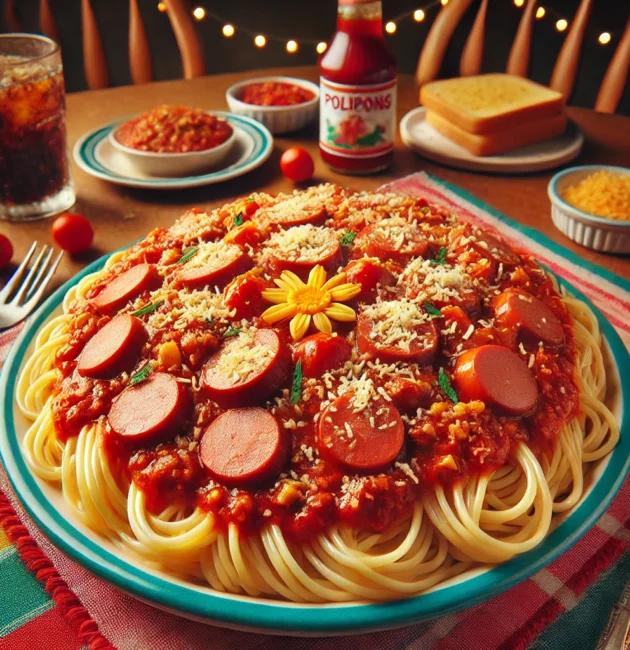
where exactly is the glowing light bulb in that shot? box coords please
[414,9,425,22]
[286,40,298,53]
[441,0,449,6]
[254,35,266,48]
[192,6,205,21]
[514,0,524,7]
[157,2,166,11]
[536,6,545,18]
[556,19,568,32]
[316,42,327,54]
[385,21,397,34]
[222,24,235,37]
[598,32,611,45]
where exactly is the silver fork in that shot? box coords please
[0,242,63,329]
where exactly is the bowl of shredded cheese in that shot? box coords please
[548,165,630,253]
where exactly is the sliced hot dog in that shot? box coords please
[293,332,352,378]
[344,258,397,304]
[357,299,439,365]
[265,225,342,280]
[493,288,564,345]
[318,393,404,473]
[199,407,289,486]
[353,218,428,265]
[176,242,252,290]
[77,314,147,379]
[450,226,520,267]
[93,264,161,312]
[201,328,290,407]
[454,344,538,416]
[108,372,191,443]
[259,191,326,227]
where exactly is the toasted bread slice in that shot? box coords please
[420,74,565,135]
[426,109,568,157]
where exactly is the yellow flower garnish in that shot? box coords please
[261,265,361,341]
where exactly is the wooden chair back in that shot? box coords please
[415,0,630,114]
[3,0,206,90]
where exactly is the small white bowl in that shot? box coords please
[226,76,319,135]
[548,165,630,254]
[109,116,236,177]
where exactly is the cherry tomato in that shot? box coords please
[280,147,314,183]
[293,332,352,377]
[0,234,13,270]
[52,213,94,254]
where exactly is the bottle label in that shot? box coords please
[319,78,397,159]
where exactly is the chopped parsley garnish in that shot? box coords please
[131,301,163,317]
[290,359,303,405]
[340,230,357,247]
[438,367,458,403]
[430,247,447,265]
[246,196,256,203]
[234,211,243,227]
[176,246,199,264]
[423,302,443,318]
[130,363,152,386]
[223,327,242,338]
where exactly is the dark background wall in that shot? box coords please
[2,0,629,114]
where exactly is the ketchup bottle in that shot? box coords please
[318,0,398,175]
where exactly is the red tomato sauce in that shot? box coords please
[50,186,580,540]
[114,105,233,153]
[240,81,315,106]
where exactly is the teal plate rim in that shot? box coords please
[0,252,628,635]
[73,111,273,187]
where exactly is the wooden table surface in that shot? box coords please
[2,65,629,290]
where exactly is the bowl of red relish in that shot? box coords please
[226,76,319,134]
[110,105,236,177]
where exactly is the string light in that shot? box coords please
[166,4,618,54]
[192,6,206,21]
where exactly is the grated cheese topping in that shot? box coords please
[209,329,274,385]
[372,216,422,253]
[361,299,431,351]
[263,225,337,263]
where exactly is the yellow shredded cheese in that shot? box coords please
[561,170,630,221]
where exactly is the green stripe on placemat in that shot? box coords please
[531,550,630,650]
[428,174,630,294]
[0,549,53,637]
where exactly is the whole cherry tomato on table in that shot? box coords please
[51,213,94,254]
[280,147,314,183]
[0,234,13,270]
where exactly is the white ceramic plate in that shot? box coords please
[400,107,584,174]
[73,112,273,190]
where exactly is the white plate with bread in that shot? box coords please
[401,74,583,173]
